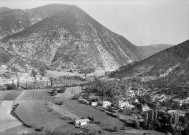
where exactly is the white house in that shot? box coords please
[91,102,97,106]
[75,118,90,126]
[128,90,135,97]
[142,104,151,112]
[118,100,134,109]
[102,101,111,108]
[167,110,185,116]
[134,99,139,103]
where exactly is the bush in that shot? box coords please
[54,100,63,105]
[114,126,118,132]
[4,83,16,90]
[31,69,37,77]
[35,127,44,132]
[59,87,66,93]
[39,68,47,77]
[134,121,140,129]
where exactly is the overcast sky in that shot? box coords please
[0,0,188,46]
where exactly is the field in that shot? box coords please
[10,89,83,134]
[55,86,82,99]
[53,79,87,87]
[14,100,73,131]
[15,89,53,103]
[63,100,125,129]
[19,80,49,89]
[46,70,84,78]
[0,90,23,100]
[0,86,164,135]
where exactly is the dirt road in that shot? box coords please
[0,101,22,132]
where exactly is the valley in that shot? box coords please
[0,2,188,135]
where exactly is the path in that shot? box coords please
[0,101,22,132]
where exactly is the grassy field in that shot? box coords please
[19,80,49,89]
[47,101,80,120]
[53,79,87,87]
[46,70,84,78]
[55,86,82,99]
[12,89,83,133]
[0,125,33,135]
[0,87,164,135]
[14,89,53,103]
[63,100,125,129]
[0,90,23,100]
[14,100,73,131]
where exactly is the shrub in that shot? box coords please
[39,68,47,77]
[114,126,118,132]
[59,87,66,93]
[31,69,37,77]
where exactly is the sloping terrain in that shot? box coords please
[139,44,173,58]
[0,7,11,13]
[0,45,47,73]
[1,4,144,73]
[0,101,22,132]
[0,9,31,39]
[0,4,72,39]
[111,40,189,87]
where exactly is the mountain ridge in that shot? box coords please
[0,4,144,73]
[111,40,189,87]
[139,44,174,58]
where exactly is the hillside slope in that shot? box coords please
[2,4,144,73]
[0,9,31,39]
[0,4,69,39]
[111,40,189,87]
[0,7,11,13]
[139,44,173,58]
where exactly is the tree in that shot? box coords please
[39,68,47,77]
[59,87,66,93]
[3,72,11,79]
[31,69,37,77]
[114,126,118,132]
[50,77,54,87]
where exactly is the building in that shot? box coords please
[118,100,134,109]
[142,104,151,112]
[91,102,97,106]
[74,118,90,126]
[128,90,135,97]
[102,101,111,108]
[168,110,185,117]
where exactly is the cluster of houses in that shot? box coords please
[151,94,172,102]
[173,97,189,106]
[79,96,136,110]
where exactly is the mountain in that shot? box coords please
[0,41,47,73]
[1,4,144,73]
[0,7,11,13]
[111,40,189,87]
[0,9,31,39]
[0,4,72,39]
[139,44,173,58]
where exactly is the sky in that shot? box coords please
[0,0,188,46]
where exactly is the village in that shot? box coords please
[0,69,189,135]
